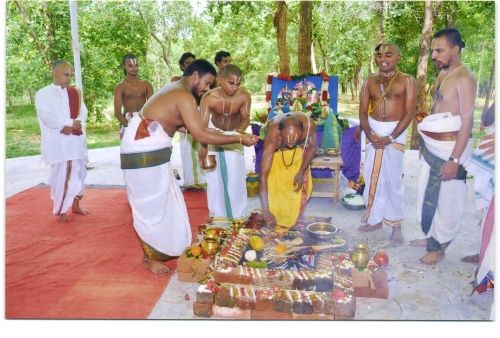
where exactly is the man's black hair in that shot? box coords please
[183,59,217,78]
[214,50,231,65]
[433,28,466,52]
[122,53,137,75]
[374,43,400,54]
[179,52,196,69]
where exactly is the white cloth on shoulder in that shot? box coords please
[121,115,191,256]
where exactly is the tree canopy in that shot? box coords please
[6,0,495,119]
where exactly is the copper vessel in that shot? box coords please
[201,238,219,255]
[200,154,216,170]
[351,242,369,269]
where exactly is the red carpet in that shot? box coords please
[5,187,208,319]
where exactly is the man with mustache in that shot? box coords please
[120,60,258,275]
[358,43,417,246]
[410,28,477,265]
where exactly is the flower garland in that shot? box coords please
[265,72,330,115]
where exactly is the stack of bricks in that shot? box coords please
[192,232,356,320]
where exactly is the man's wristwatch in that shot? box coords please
[388,135,396,143]
[448,156,459,164]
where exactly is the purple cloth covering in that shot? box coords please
[340,127,361,181]
[251,124,264,173]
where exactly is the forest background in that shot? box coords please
[5,0,495,158]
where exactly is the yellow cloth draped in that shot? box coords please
[268,148,312,228]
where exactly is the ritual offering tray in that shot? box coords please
[191,212,356,320]
[325,148,340,156]
[306,222,338,240]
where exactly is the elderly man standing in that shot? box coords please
[259,112,317,231]
[35,60,89,223]
[411,28,477,265]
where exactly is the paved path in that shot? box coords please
[5,144,493,320]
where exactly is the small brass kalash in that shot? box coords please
[199,154,216,170]
[351,242,370,270]
[201,238,219,255]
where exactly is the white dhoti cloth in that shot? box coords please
[120,112,139,138]
[180,132,206,187]
[49,159,86,215]
[121,115,191,256]
[204,120,247,221]
[362,117,406,226]
[416,112,473,245]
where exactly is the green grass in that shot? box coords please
[5,96,490,158]
[5,104,120,158]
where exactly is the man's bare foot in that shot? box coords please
[142,257,173,275]
[420,251,444,265]
[461,253,480,264]
[72,199,89,215]
[57,213,70,223]
[390,226,404,246]
[358,221,382,233]
[409,238,427,247]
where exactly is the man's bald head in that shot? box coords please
[221,64,242,79]
[51,60,73,88]
[279,115,304,149]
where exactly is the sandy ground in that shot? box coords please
[5,143,494,321]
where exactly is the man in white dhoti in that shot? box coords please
[198,64,252,222]
[114,54,153,139]
[410,28,477,265]
[121,60,258,274]
[358,43,417,245]
[35,60,89,223]
[170,52,207,189]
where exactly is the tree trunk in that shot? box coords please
[482,59,495,115]
[8,96,14,107]
[137,6,172,72]
[274,1,290,74]
[410,0,441,150]
[28,88,35,104]
[349,80,355,101]
[377,0,384,44]
[298,1,313,74]
[316,37,329,73]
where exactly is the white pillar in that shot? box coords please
[69,0,82,91]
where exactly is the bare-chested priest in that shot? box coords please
[114,54,153,138]
[411,28,477,265]
[358,43,417,246]
[120,59,258,275]
[198,64,251,222]
[259,113,317,232]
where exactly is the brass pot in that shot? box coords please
[201,238,219,255]
[200,154,216,170]
[351,242,369,269]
